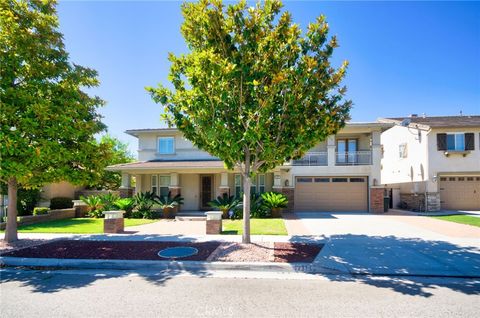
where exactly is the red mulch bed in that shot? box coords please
[1,240,220,261]
[1,240,323,263]
[274,242,323,263]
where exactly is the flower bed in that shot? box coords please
[1,240,323,263]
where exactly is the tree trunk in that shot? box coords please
[5,177,18,242]
[242,174,251,243]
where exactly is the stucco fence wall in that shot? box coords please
[0,208,76,230]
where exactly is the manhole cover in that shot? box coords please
[158,246,199,259]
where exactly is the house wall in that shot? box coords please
[137,131,216,161]
[381,125,429,187]
[426,127,480,192]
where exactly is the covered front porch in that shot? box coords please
[109,160,275,212]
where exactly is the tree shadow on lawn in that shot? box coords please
[296,233,480,297]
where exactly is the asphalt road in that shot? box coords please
[1,269,479,318]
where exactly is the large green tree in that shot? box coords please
[148,0,351,243]
[91,134,135,190]
[0,0,107,242]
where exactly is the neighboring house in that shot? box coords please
[37,181,84,207]
[107,122,393,213]
[379,115,480,211]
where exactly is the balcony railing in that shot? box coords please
[292,152,328,166]
[335,151,372,166]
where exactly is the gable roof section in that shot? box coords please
[379,115,480,129]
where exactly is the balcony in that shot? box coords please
[292,152,328,166]
[335,151,372,166]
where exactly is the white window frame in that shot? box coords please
[151,175,158,195]
[446,133,465,151]
[157,136,175,154]
[159,175,171,198]
[258,174,266,193]
[399,143,408,159]
[234,174,242,198]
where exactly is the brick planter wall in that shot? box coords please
[206,219,222,234]
[370,188,384,213]
[104,218,124,233]
[169,187,181,213]
[118,188,133,198]
[280,188,295,213]
[0,208,76,230]
[399,193,425,210]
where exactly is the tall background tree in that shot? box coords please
[0,0,107,242]
[149,0,352,243]
[92,134,135,190]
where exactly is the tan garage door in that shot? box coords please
[439,176,480,210]
[294,176,368,212]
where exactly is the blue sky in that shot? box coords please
[57,1,480,154]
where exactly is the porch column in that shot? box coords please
[119,172,133,198]
[218,172,230,197]
[134,175,142,195]
[327,135,336,167]
[371,130,382,182]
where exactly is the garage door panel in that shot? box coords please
[439,176,480,211]
[294,176,368,212]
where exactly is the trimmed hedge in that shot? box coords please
[50,197,74,210]
[33,207,49,216]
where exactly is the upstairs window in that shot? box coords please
[438,133,474,151]
[447,133,465,151]
[158,137,174,154]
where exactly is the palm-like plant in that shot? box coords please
[208,193,240,218]
[113,198,135,218]
[157,192,184,218]
[261,192,288,217]
[80,195,104,218]
[99,192,120,211]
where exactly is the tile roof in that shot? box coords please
[107,159,225,171]
[380,115,480,128]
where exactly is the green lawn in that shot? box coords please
[432,215,480,227]
[222,218,288,235]
[1,218,157,234]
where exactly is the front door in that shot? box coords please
[200,175,213,210]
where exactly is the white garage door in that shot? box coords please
[294,176,368,212]
[439,176,480,211]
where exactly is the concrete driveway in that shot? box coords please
[295,211,480,277]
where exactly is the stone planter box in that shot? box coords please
[103,210,125,233]
[0,208,76,230]
[205,211,222,234]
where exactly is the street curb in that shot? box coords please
[0,256,340,274]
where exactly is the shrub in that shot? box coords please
[261,192,288,210]
[80,195,104,218]
[50,197,74,210]
[99,192,120,211]
[208,193,240,218]
[33,207,49,216]
[1,186,41,216]
[133,191,157,218]
[113,198,135,218]
[233,193,269,219]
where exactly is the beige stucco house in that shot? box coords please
[379,115,480,211]
[107,122,392,213]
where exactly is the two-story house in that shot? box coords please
[379,115,480,211]
[107,122,393,213]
